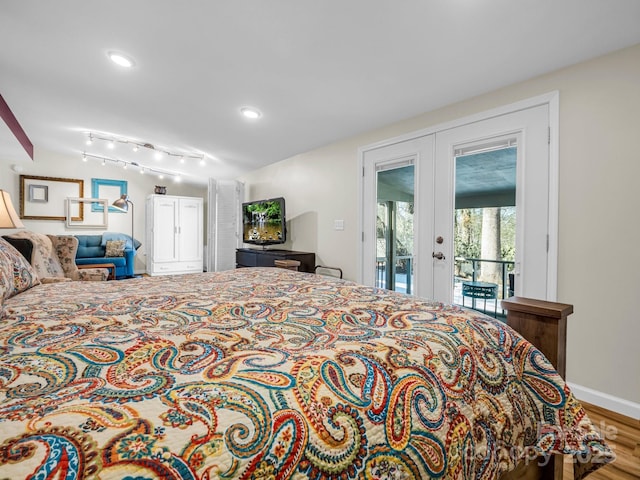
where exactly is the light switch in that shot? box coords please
[334,219,344,231]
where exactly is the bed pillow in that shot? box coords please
[0,237,40,305]
[105,240,126,257]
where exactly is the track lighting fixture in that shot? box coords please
[80,153,183,181]
[83,131,204,165]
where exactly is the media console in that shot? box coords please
[235,248,316,272]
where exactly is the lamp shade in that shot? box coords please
[0,190,25,229]
[111,194,130,212]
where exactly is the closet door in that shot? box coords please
[207,179,244,272]
[153,197,179,263]
[178,197,203,263]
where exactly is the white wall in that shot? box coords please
[239,44,640,411]
[0,148,207,273]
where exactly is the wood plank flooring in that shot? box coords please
[563,402,639,479]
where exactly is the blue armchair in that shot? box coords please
[75,234,140,279]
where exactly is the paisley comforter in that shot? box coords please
[0,268,611,479]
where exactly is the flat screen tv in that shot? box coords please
[242,197,286,246]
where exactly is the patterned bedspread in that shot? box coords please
[0,268,612,479]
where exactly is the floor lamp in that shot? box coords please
[0,190,25,229]
[111,194,135,276]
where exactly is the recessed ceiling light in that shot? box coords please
[108,51,135,68]
[240,107,262,120]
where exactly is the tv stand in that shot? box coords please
[236,248,315,273]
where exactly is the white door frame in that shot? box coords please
[358,91,560,301]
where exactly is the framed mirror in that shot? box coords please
[20,175,84,221]
[66,198,109,228]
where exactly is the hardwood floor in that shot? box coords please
[563,402,639,479]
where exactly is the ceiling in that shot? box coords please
[2,1,640,185]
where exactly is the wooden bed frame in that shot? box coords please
[501,296,574,480]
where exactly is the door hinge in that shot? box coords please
[548,127,551,145]
[362,166,365,177]
[362,231,365,242]
[546,234,549,252]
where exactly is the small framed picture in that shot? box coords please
[29,184,49,203]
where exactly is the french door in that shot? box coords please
[361,100,556,303]
[361,135,435,295]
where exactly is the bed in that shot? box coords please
[0,239,613,479]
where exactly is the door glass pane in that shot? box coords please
[453,144,516,316]
[376,164,414,293]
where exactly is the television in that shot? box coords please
[242,197,286,246]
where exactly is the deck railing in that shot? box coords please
[455,257,515,301]
[454,257,515,315]
[375,256,515,315]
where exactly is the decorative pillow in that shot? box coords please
[105,240,126,257]
[1,236,34,264]
[102,232,141,253]
[0,237,40,304]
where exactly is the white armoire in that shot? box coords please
[145,194,203,276]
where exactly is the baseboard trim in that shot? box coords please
[568,382,640,420]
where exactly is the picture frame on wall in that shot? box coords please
[91,178,128,213]
[66,198,109,228]
[28,184,48,203]
[20,175,84,221]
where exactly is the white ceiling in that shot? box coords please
[2,1,640,184]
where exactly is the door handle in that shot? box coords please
[432,252,445,260]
